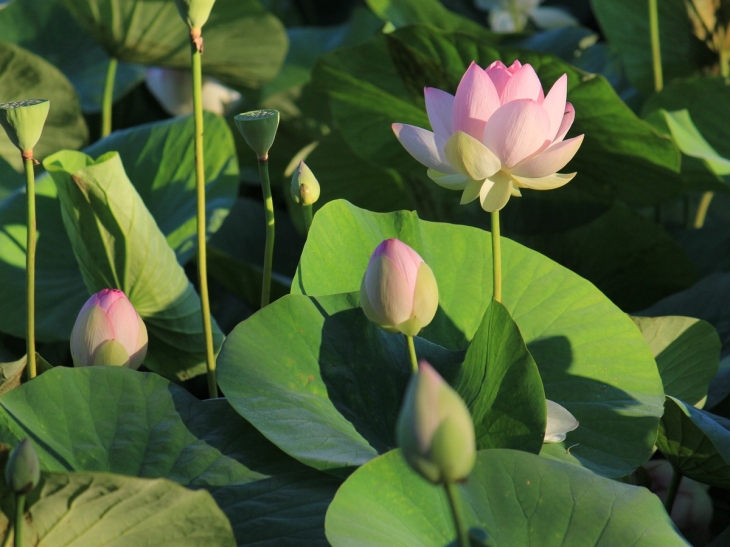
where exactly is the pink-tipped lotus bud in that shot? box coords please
[4,438,40,495]
[360,239,439,337]
[396,361,476,484]
[70,289,148,369]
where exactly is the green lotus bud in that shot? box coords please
[235,110,280,160]
[4,439,40,495]
[0,99,50,153]
[360,239,439,337]
[396,361,476,484]
[175,0,216,30]
[290,161,320,205]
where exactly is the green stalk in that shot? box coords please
[664,465,682,515]
[491,211,502,303]
[302,204,313,233]
[445,482,469,547]
[13,494,25,547]
[23,155,36,379]
[191,30,218,399]
[694,191,714,228]
[101,57,118,138]
[406,335,418,374]
[721,49,730,78]
[258,158,275,308]
[649,0,663,91]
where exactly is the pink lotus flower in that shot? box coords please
[360,239,439,337]
[70,289,148,369]
[392,60,584,212]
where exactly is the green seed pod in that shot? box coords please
[291,161,320,205]
[0,99,50,153]
[4,439,40,495]
[235,110,279,159]
[174,0,216,30]
[396,362,476,484]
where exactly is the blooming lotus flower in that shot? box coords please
[392,60,584,212]
[544,399,579,443]
[70,289,148,369]
[396,361,476,484]
[360,239,439,337]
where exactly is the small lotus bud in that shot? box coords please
[174,0,216,30]
[360,239,438,337]
[70,289,148,369]
[544,400,579,443]
[396,361,476,484]
[0,99,50,153]
[291,161,320,205]
[4,439,40,495]
[234,109,280,159]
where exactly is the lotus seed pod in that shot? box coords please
[235,110,280,159]
[174,0,216,30]
[396,361,476,484]
[4,439,40,495]
[0,99,49,153]
[291,161,320,205]
[70,289,148,369]
[360,239,439,336]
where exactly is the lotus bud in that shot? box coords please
[396,361,476,484]
[360,239,438,337]
[290,161,320,205]
[544,400,579,443]
[235,109,280,160]
[175,0,216,30]
[4,439,40,495]
[0,99,50,154]
[70,289,148,369]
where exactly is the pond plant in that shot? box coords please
[1,0,730,545]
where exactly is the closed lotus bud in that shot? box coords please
[4,438,40,495]
[0,99,50,153]
[175,0,216,30]
[291,161,320,205]
[235,109,280,159]
[70,289,148,369]
[360,239,438,336]
[396,361,476,484]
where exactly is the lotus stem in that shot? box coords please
[406,335,418,374]
[649,0,663,92]
[664,465,682,515]
[303,204,313,233]
[694,191,714,229]
[13,493,25,547]
[101,57,118,138]
[491,211,502,303]
[258,157,275,308]
[444,482,469,547]
[190,29,217,399]
[23,153,36,379]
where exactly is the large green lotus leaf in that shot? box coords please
[62,0,287,90]
[0,367,340,546]
[217,292,464,474]
[515,204,697,311]
[0,113,237,343]
[365,0,489,35]
[292,200,665,478]
[325,449,687,547]
[44,150,224,380]
[591,0,713,95]
[0,156,23,199]
[0,41,88,172]
[656,396,730,488]
[311,24,683,206]
[0,470,236,546]
[458,300,546,452]
[0,0,144,112]
[633,316,720,408]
